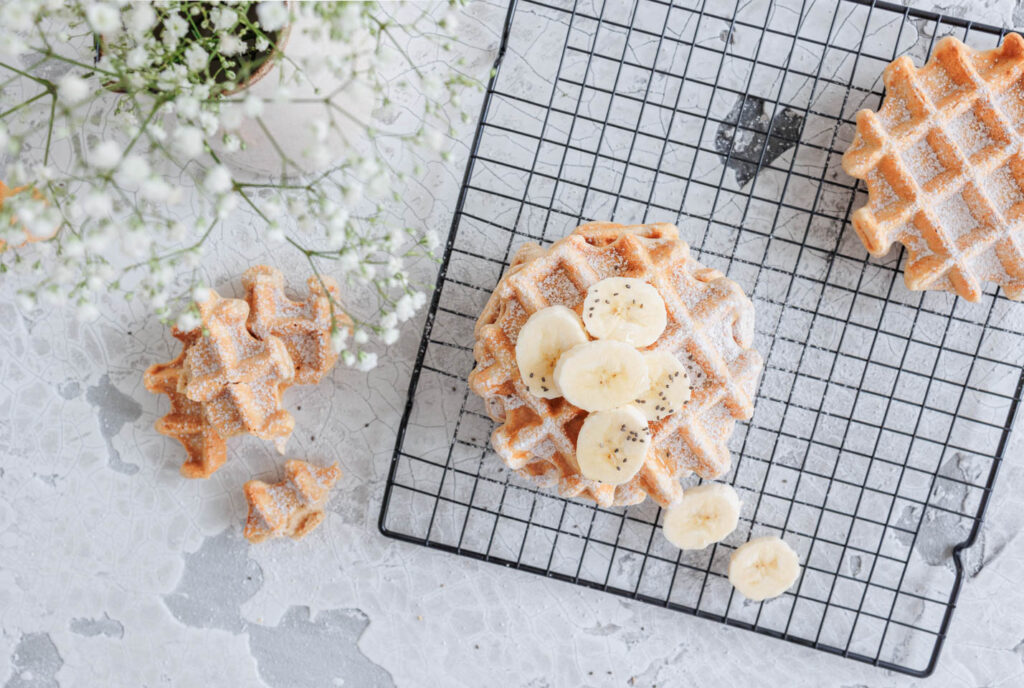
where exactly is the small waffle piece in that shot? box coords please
[242,265,351,385]
[469,221,763,508]
[843,33,1024,301]
[243,460,342,543]
[180,292,295,448]
[144,330,228,478]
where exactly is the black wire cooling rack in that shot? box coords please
[379,0,1024,676]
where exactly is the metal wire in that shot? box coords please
[379,0,1024,676]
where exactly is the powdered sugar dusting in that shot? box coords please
[867,169,901,210]
[902,136,945,188]
[935,193,980,242]
[948,107,996,158]
[469,224,763,507]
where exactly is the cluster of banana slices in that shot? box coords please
[663,483,801,600]
[515,275,800,601]
[515,276,689,485]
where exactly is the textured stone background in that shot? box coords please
[3,1,1024,686]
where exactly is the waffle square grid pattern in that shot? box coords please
[843,33,1024,301]
[380,0,1024,677]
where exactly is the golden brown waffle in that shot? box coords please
[469,221,763,508]
[144,330,228,478]
[843,33,1024,301]
[242,265,350,385]
[243,460,341,543]
[180,292,295,448]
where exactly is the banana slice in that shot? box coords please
[575,405,651,485]
[635,351,691,421]
[515,305,588,399]
[583,276,668,347]
[554,340,649,412]
[728,536,801,602]
[663,483,741,550]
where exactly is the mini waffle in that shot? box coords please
[243,460,342,543]
[469,222,763,508]
[242,265,350,385]
[843,33,1024,301]
[144,330,227,478]
[180,293,295,448]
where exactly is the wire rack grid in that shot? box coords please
[379,0,1024,676]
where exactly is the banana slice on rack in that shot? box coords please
[554,340,649,412]
[728,536,801,602]
[634,351,691,421]
[583,276,668,347]
[574,404,651,484]
[663,483,741,550]
[515,305,588,399]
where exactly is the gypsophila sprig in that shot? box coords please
[0,0,479,370]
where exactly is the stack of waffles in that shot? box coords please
[145,266,350,479]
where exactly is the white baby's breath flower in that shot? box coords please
[411,291,427,310]
[64,236,84,258]
[331,327,349,354]
[76,301,100,323]
[254,35,269,52]
[176,311,201,331]
[16,293,35,311]
[353,329,369,345]
[338,250,359,273]
[140,177,171,202]
[355,351,377,372]
[425,128,444,152]
[89,140,122,170]
[216,193,238,218]
[185,44,209,73]
[172,126,204,159]
[219,105,243,131]
[380,312,398,330]
[440,12,459,32]
[382,328,399,346]
[243,94,264,118]
[57,74,89,105]
[1,3,34,32]
[198,111,219,136]
[222,133,241,153]
[163,13,188,43]
[257,1,289,31]
[85,3,119,34]
[341,350,355,366]
[310,118,329,143]
[192,286,212,303]
[114,154,150,189]
[126,4,156,35]
[219,33,245,56]
[424,230,440,251]
[174,95,200,120]
[395,293,416,322]
[83,191,113,218]
[125,45,148,69]
[266,222,285,243]
[211,6,238,31]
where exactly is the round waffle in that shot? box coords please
[468,222,763,508]
[843,33,1024,301]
